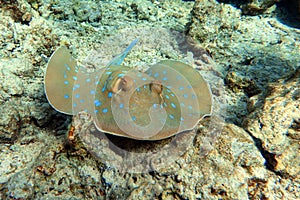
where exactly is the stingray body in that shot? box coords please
[44,40,212,140]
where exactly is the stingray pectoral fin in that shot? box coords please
[146,60,212,134]
[159,60,212,116]
[44,46,78,115]
[107,38,139,66]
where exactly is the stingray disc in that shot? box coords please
[44,43,212,140]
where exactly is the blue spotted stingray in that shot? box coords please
[44,39,212,140]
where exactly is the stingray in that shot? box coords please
[44,39,212,140]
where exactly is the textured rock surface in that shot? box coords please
[240,0,279,15]
[244,69,300,178]
[0,0,299,199]
[188,0,300,124]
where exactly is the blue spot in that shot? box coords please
[166,89,171,93]
[72,87,76,91]
[180,102,185,107]
[118,73,124,77]
[176,76,182,80]
[143,85,147,89]
[171,93,175,97]
[84,109,88,112]
[180,117,184,121]
[64,94,69,99]
[64,64,70,71]
[169,114,174,119]
[163,70,167,74]
[94,100,102,107]
[106,71,112,75]
[80,99,84,103]
[75,94,80,98]
[166,86,172,89]
[192,94,197,99]
[94,110,98,114]
[73,103,77,107]
[63,74,67,78]
[85,78,91,83]
[119,103,124,109]
[64,80,69,85]
[183,94,188,98]
[165,95,170,99]
[95,81,100,85]
[132,116,136,121]
[141,77,147,81]
[102,86,106,92]
[133,79,137,83]
[163,102,167,107]
[179,86,184,90]
[95,75,99,79]
[137,73,142,77]
[171,103,176,108]
[102,108,108,113]
[154,73,159,78]
[73,76,77,81]
[162,77,168,81]
[188,105,193,110]
[74,84,80,88]
[187,85,193,89]
[153,104,158,109]
[90,90,95,95]
[136,88,140,92]
[108,92,113,98]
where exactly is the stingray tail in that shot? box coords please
[107,38,139,66]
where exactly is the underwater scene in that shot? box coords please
[0,0,299,199]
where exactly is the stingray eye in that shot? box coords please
[150,80,163,95]
[120,76,134,91]
[111,76,134,93]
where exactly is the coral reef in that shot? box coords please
[0,0,299,199]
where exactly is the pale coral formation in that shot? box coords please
[0,0,299,199]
